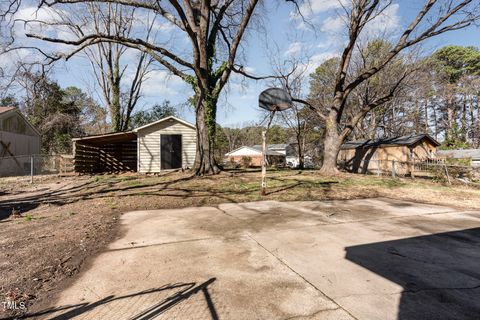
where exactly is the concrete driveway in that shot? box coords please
[35,198,480,320]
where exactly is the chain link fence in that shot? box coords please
[0,154,74,178]
[339,159,480,185]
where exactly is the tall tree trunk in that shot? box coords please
[475,95,480,148]
[193,97,220,175]
[469,96,475,145]
[297,133,304,170]
[461,94,468,142]
[445,85,456,143]
[424,100,429,133]
[110,56,122,132]
[111,84,121,132]
[319,112,341,175]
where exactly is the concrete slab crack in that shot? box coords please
[106,237,218,252]
[247,234,359,320]
[283,307,340,320]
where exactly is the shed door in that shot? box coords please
[161,134,182,169]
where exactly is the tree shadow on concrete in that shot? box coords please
[345,228,480,320]
[19,278,218,320]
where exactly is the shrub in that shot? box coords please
[224,157,239,169]
[430,163,472,183]
[240,156,252,168]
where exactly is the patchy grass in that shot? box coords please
[1,169,479,318]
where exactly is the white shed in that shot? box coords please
[134,116,197,172]
[73,116,197,174]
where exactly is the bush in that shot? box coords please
[240,156,252,168]
[430,163,472,183]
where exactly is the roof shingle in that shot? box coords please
[341,134,440,149]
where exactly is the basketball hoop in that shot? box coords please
[258,88,293,196]
[259,88,293,112]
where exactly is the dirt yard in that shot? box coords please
[1,169,479,319]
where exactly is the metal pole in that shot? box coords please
[411,159,415,179]
[30,155,34,184]
[261,110,276,196]
[261,129,267,196]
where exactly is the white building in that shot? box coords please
[73,116,197,173]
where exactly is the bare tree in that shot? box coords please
[8,0,267,175]
[271,59,311,169]
[76,3,154,132]
[304,0,479,174]
[222,125,243,152]
[346,40,420,138]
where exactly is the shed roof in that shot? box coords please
[72,131,137,146]
[133,116,195,132]
[341,134,440,150]
[72,116,195,146]
[436,149,480,159]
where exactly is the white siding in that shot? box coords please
[0,131,40,176]
[0,131,40,156]
[137,119,196,173]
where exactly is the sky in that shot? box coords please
[6,0,480,127]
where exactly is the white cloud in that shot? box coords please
[291,0,350,19]
[317,36,338,49]
[133,11,177,34]
[0,48,30,71]
[154,21,176,33]
[14,5,78,51]
[244,66,256,73]
[320,16,345,33]
[15,6,64,22]
[363,3,400,36]
[304,51,338,74]
[141,70,188,97]
[319,3,400,35]
[284,42,303,56]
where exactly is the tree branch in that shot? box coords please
[25,32,195,70]
[43,0,186,30]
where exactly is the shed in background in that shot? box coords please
[339,134,440,175]
[135,116,196,172]
[0,106,41,176]
[72,131,137,173]
[72,116,196,174]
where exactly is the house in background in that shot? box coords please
[73,116,196,174]
[0,106,41,176]
[225,143,303,167]
[436,149,480,167]
[338,134,440,175]
[224,144,285,167]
